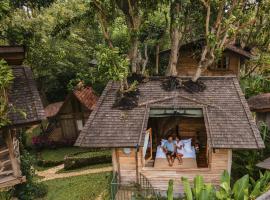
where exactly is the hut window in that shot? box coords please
[76,120,83,131]
[216,56,230,70]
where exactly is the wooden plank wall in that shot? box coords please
[177,50,240,78]
[116,148,143,184]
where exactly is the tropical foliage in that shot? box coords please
[167,171,270,200]
[232,123,270,181]
[0,59,14,128]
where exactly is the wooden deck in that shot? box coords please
[115,189,133,200]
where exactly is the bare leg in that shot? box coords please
[176,153,183,164]
[166,155,172,166]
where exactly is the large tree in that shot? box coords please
[192,0,258,82]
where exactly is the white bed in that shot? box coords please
[156,145,196,159]
[154,139,197,169]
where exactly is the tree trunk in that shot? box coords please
[192,47,215,82]
[166,27,180,76]
[130,36,139,73]
[155,43,160,75]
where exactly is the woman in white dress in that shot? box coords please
[175,136,184,164]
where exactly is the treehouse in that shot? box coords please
[0,46,45,188]
[160,39,252,79]
[75,76,264,197]
[44,87,98,143]
[248,93,270,128]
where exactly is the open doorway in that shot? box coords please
[143,108,208,169]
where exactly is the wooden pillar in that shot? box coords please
[112,148,118,174]
[5,130,22,177]
[227,149,232,175]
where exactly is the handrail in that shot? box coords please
[111,172,119,200]
[111,172,159,200]
[139,173,159,200]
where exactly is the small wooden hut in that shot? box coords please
[75,42,264,197]
[44,87,97,142]
[248,93,270,128]
[0,46,45,188]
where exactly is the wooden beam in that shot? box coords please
[5,130,21,177]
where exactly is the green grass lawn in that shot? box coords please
[39,172,112,200]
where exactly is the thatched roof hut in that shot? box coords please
[248,93,270,112]
[0,46,45,188]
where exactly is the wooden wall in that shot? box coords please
[176,50,241,78]
[114,147,232,194]
[256,112,270,129]
[113,148,144,184]
[56,95,91,141]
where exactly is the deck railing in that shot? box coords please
[139,173,159,199]
[111,172,119,200]
[110,173,159,200]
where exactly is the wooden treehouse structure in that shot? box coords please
[44,87,97,142]
[75,41,264,198]
[248,93,270,128]
[0,46,45,188]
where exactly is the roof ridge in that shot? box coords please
[22,66,39,121]
[75,81,113,147]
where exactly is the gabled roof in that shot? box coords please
[75,76,264,149]
[248,93,270,112]
[46,87,98,117]
[256,157,270,170]
[73,86,98,110]
[8,66,46,126]
[44,101,64,118]
[160,39,252,59]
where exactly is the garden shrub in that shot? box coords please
[64,150,112,170]
[36,159,63,168]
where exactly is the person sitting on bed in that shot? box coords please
[175,136,184,165]
[162,136,175,166]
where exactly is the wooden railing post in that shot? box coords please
[5,129,21,177]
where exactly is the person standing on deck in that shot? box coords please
[163,136,176,166]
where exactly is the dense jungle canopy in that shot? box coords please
[1,0,270,103]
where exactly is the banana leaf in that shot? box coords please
[181,177,193,200]
[232,174,249,200]
[167,179,174,200]
[193,175,204,199]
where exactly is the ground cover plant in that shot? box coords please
[31,147,87,170]
[39,172,112,200]
[167,171,270,200]
[64,150,112,170]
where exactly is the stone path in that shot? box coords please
[36,164,113,182]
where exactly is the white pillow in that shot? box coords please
[161,139,167,147]
[182,139,193,153]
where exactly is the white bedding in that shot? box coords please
[156,145,196,159]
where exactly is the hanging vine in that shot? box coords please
[0,59,14,129]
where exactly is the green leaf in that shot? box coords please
[193,175,204,199]
[181,177,193,200]
[167,179,174,200]
[232,174,249,200]
[250,180,261,199]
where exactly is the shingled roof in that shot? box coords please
[73,87,98,110]
[8,66,46,126]
[44,101,63,118]
[248,93,270,112]
[75,76,264,149]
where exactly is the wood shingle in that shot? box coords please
[7,66,46,126]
